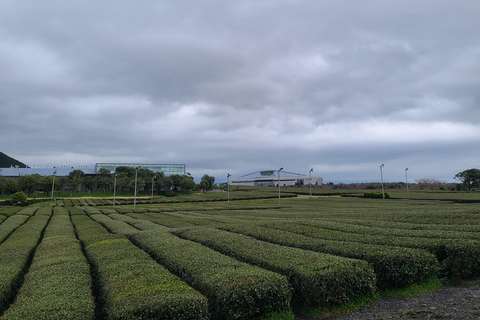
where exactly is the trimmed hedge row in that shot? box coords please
[130,229,292,320]
[108,213,166,231]
[0,208,23,217]
[0,214,30,245]
[71,213,209,320]
[0,209,51,315]
[89,214,141,236]
[1,207,95,319]
[297,220,480,241]
[219,224,438,289]
[265,221,480,279]
[325,217,480,233]
[173,227,376,307]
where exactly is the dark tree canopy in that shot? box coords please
[454,168,480,191]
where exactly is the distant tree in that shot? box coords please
[68,170,85,195]
[201,175,215,190]
[84,176,95,195]
[199,180,209,193]
[4,178,19,195]
[38,175,53,196]
[168,174,183,190]
[18,174,40,196]
[97,168,113,193]
[454,168,480,191]
[179,177,196,191]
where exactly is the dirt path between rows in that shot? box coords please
[295,284,480,320]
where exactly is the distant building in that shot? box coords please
[0,165,95,178]
[95,163,186,176]
[0,163,186,177]
[229,170,323,187]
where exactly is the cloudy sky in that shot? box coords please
[1,1,479,183]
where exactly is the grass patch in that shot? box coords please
[382,276,443,298]
[298,293,380,318]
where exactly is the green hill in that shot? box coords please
[0,151,28,168]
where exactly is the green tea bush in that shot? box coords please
[1,207,95,319]
[71,214,208,320]
[0,214,30,244]
[109,213,165,231]
[220,224,438,289]
[173,227,376,307]
[266,221,479,279]
[130,229,292,320]
[89,214,141,236]
[0,212,51,314]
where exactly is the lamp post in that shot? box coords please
[227,173,231,204]
[278,167,283,206]
[405,168,409,193]
[151,175,155,201]
[309,168,314,198]
[380,164,385,199]
[134,167,141,209]
[113,174,117,207]
[51,170,57,201]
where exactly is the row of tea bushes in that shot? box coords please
[0,211,33,244]
[172,227,376,307]
[89,214,141,236]
[1,207,95,319]
[88,213,293,319]
[70,210,209,320]
[298,219,480,241]
[130,229,293,320]
[324,217,480,233]
[0,208,51,314]
[220,224,438,289]
[108,213,164,231]
[265,221,480,279]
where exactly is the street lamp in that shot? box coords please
[405,168,409,193]
[309,168,314,198]
[227,173,231,204]
[134,167,141,209]
[151,175,155,201]
[51,170,57,201]
[380,164,385,199]
[113,174,117,207]
[278,167,283,206]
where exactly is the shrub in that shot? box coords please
[164,190,177,197]
[363,192,390,199]
[10,192,28,206]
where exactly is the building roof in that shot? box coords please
[0,167,96,177]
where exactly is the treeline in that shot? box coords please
[0,167,216,197]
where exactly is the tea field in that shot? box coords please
[0,193,479,319]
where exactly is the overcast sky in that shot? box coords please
[1,1,479,183]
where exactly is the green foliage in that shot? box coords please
[363,192,390,198]
[220,223,438,289]
[1,207,95,319]
[454,168,480,190]
[0,212,51,314]
[71,213,209,320]
[131,229,292,320]
[173,227,376,307]
[10,191,28,206]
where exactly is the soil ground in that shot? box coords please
[295,284,480,320]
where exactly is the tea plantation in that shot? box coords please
[0,192,479,319]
